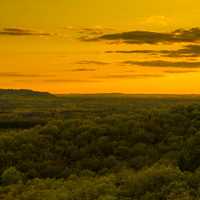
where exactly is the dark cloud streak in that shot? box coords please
[70,68,97,72]
[0,28,52,36]
[107,45,200,57]
[95,74,165,79]
[76,60,110,65]
[123,60,200,68]
[164,70,197,74]
[43,79,101,83]
[0,72,54,78]
[82,28,200,44]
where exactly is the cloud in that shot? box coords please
[106,44,200,58]
[43,79,101,83]
[78,27,115,36]
[141,16,172,27]
[76,60,110,65]
[95,74,164,79]
[123,60,200,68]
[65,26,115,36]
[165,45,200,57]
[82,27,200,44]
[0,27,52,36]
[79,28,104,35]
[0,72,55,79]
[164,70,197,74]
[81,30,171,44]
[106,50,158,55]
[70,68,97,72]
[0,72,49,78]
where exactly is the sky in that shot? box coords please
[1,0,200,94]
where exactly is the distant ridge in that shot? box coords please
[0,89,54,97]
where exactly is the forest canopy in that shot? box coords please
[0,90,200,199]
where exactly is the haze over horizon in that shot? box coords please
[1,0,200,94]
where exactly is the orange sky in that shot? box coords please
[1,0,200,94]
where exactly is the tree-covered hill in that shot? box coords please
[0,89,54,98]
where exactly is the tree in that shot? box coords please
[1,167,23,185]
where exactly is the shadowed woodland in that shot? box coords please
[0,90,200,199]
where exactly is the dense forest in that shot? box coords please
[1,90,200,199]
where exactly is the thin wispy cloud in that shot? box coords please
[141,16,172,27]
[123,60,200,68]
[70,68,97,72]
[106,50,159,55]
[0,27,52,36]
[65,26,115,37]
[165,45,200,57]
[78,27,115,36]
[107,45,200,58]
[0,72,53,78]
[76,60,110,65]
[43,79,101,83]
[95,74,164,79]
[164,70,197,74]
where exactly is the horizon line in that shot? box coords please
[1,88,200,96]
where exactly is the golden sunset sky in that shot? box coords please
[1,0,200,93]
